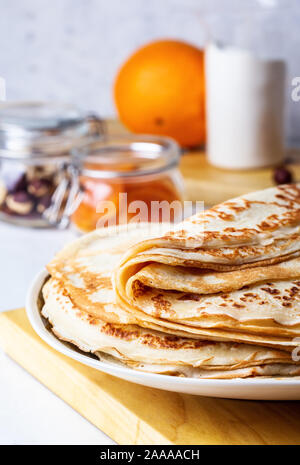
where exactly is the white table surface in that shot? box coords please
[0,222,115,445]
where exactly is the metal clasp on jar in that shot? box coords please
[44,114,105,228]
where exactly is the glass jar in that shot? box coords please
[0,101,104,227]
[71,135,184,232]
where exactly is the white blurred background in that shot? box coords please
[0,0,299,142]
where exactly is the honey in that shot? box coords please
[71,136,184,232]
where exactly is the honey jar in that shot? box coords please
[71,135,184,232]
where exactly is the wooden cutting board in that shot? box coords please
[108,120,300,206]
[1,308,300,445]
[180,151,300,205]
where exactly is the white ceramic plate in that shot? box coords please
[26,269,300,400]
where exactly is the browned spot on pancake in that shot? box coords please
[99,276,111,287]
[101,323,140,341]
[71,265,113,293]
[101,323,217,350]
[215,212,235,221]
[151,293,172,313]
[233,303,245,309]
[261,287,280,295]
[255,281,300,309]
[177,293,201,302]
[240,292,258,303]
[277,184,300,202]
[82,276,99,291]
[223,227,238,233]
[290,286,300,294]
[211,200,250,215]
[260,220,276,231]
[53,279,118,322]
[276,194,289,201]
[132,280,149,298]
[220,294,230,300]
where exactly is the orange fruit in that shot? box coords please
[114,39,205,148]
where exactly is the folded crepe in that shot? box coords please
[115,184,300,350]
[42,185,300,378]
[41,277,300,379]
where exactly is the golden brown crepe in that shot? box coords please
[42,277,300,379]
[43,184,300,378]
[115,184,300,349]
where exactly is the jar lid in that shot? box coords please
[73,135,181,179]
[0,101,94,159]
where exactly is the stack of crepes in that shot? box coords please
[43,183,300,379]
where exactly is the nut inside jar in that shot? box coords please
[0,160,64,223]
[0,101,104,227]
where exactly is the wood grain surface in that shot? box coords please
[1,309,300,445]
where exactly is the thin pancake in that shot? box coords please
[114,185,300,348]
[116,183,300,270]
[134,258,300,295]
[42,278,300,378]
[47,222,300,349]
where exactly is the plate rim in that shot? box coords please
[25,268,300,389]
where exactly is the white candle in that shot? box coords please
[205,43,286,169]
